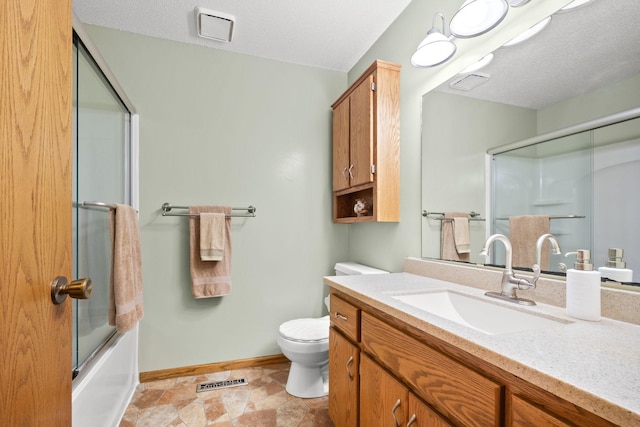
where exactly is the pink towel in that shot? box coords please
[109,204,144,333]
[189,206,232,298]
[510,215,550,269]
[200,212,226,261]
[441,212,471,262]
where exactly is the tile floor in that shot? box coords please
[119,362,335,427]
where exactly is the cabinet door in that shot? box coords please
[360,354,409,427]
[333,99,351,191]
[510,395,572,427]
[329,328,359,427]
[349,74,374,187]
[407,394,453,427]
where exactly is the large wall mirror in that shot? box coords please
[421,0,640,283]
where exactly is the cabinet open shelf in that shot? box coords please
[334,185,375,223]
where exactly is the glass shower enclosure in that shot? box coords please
[72,33,132,378]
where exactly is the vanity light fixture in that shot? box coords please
[459,53,495,73]
[559,0,595,12]
[411,13,457,68]
[503,16,551,47]
[449,0,509,38]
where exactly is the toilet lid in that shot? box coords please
[279,316,329,343]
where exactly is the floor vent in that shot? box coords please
[196,377,248,393]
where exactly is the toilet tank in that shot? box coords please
[334,262,388,276]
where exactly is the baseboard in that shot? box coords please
[139,354,289,383]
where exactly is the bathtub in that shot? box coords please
[72,327,139,426]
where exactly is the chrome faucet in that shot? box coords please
[535,233,562,267]
[479,234,540,306]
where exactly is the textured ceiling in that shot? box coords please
[437,0,640,109]
[73,0,412,72]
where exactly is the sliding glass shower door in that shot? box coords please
[72,35,132,375]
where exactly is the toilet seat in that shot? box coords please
[279,316,329,343]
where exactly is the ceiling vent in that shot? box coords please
[195,7,235,42]
[449,73,490,91]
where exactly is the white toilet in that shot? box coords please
[277,262,388,398]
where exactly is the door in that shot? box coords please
[1,0,73,425]
[328,328,359,427]
[332,100,350,192]
[349,74,374,187]
[360,354,409,427]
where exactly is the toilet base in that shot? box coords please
[285,361,329,399]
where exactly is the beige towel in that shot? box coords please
[510,215,550,270]
[441,212,470,262]
[200,213,226,261]
[109,204,143,333]
[190,206,232,298]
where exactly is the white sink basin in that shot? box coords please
[392,291,569,335]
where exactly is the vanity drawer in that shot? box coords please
[330,294,360,342]
[361,312,502,427]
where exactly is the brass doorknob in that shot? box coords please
[51,276,93,305]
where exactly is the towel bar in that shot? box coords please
[495,215,585,220]
[75,201,117,210]
[161,203,256,218]
[422,210,485,221]
[75,201,140,213]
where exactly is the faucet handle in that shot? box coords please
[517,264,541,290]
[531,263,541,280]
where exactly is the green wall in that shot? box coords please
[82,0,578,372]
[86,26,348,372]
[345,0,572,272]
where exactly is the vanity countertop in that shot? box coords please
[324,272,640,427]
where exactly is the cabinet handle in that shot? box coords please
[391,399,402,427]
[346,356,354,380]
[334,312,348,321]
[406,414,417,427]
[342,167,348,181]
[348,164,354,180]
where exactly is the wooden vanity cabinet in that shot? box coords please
[362,312,501,427]
[329,289,619,427]
[331,59,400,223]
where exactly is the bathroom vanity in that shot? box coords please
[325,261,640,427]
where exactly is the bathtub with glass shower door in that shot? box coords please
[71,17,139,427]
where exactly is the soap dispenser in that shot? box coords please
[565,249,601,321]
[598,248,633,283]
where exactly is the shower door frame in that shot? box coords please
[71,14,139,384]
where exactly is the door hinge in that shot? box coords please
[371,164,376,174]
[371,81,376,91]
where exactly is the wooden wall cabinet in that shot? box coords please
[331,60,400,223]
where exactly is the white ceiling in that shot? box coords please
[73,0,413,72]
[437,0,640,109]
